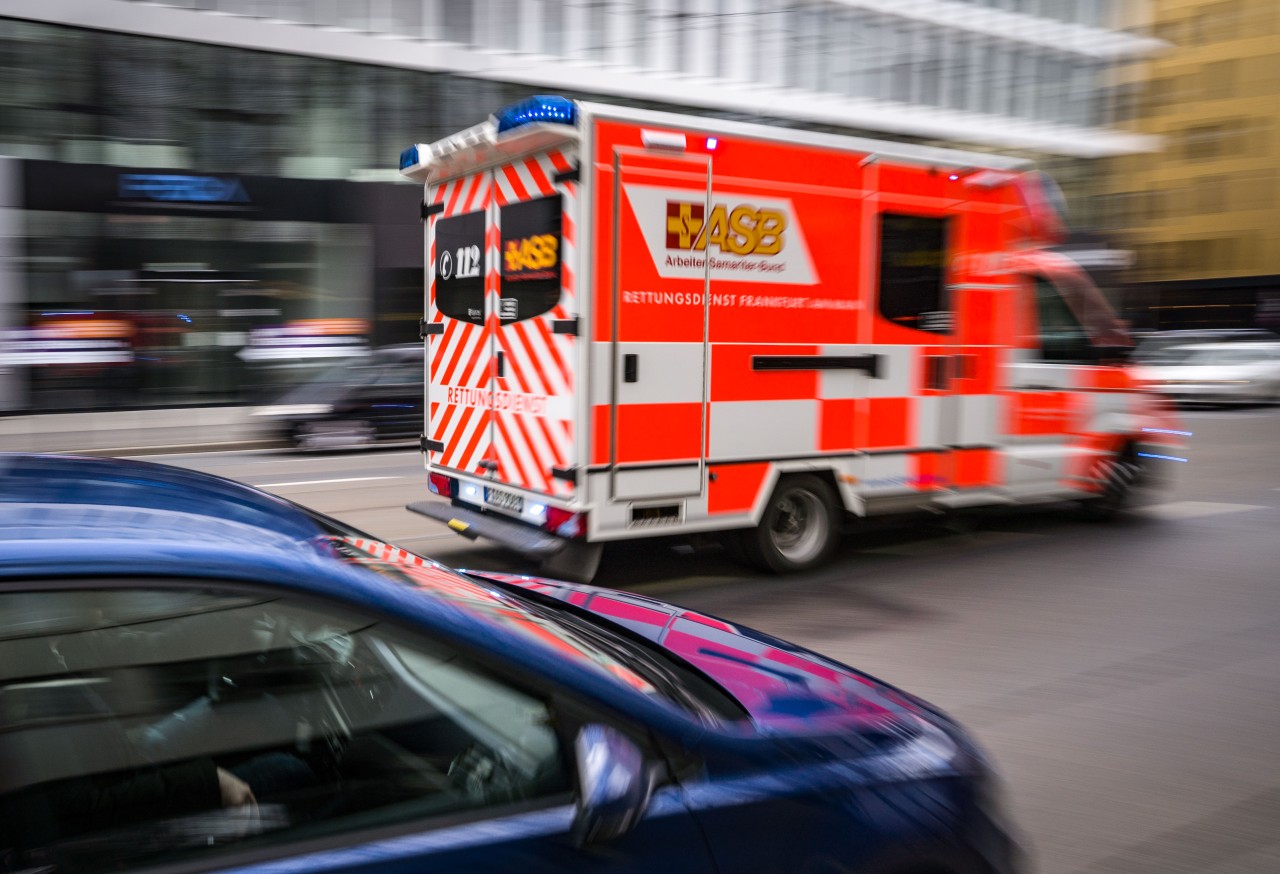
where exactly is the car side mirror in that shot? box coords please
[571,724,653,846]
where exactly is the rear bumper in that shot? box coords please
[406,500,568,559]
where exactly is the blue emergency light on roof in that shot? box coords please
[399,144,421,171]
[494,95,577,134]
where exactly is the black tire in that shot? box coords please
[1081,449,1143,521]
[288,421,316,450]
[292,419,375,451]
[740,474,840,573]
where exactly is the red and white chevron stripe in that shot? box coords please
[426,149,578,497]
[428,170,493,478]
[491,149,578,497]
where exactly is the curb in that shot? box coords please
[56,439,288,458]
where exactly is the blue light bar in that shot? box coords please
[399,144,421,171]
[494,95,577,134]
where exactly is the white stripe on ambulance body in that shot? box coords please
[611,343,705,405]
[1006,358,1074,390]
[955,395,1004,446]
[816,345,881,400]
[859,453,915,494]
[863,346,916,399]
[913,395,941,450]
[709,400,818,460]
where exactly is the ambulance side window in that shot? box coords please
[435,211,487,326]
[877,214,951,334]
[1033,277,1095,363]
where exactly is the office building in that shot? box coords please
[1,0,1162,410]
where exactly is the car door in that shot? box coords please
[354,359,424,439]
[0,583,720,874]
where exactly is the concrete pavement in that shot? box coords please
[0,406,278,455]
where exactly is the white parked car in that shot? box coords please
[1134,342,1280,405]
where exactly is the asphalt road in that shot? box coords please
[133,406,1280,874]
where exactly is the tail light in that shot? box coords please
[428,472,456,497]
[544,506,585,539]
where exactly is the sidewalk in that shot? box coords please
[0,406,280,456]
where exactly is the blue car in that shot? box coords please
[0,454,1020,874]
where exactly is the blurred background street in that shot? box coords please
[2,1,1280,873]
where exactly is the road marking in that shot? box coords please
[257,476,403,488]
[1141,500,1268,520]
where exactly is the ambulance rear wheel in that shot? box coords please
[744,475,838,574]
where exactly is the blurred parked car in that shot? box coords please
[0,454,1020,874]
[251,343,423,449]
[1134,341,1280,405]
[1131,328,1278,364]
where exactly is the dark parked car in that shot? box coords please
[251,344,423,449]
[0,454,1021,874]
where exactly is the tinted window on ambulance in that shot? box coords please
[499,195,562,324]
[877,214,951,334]
[435,210,486,325]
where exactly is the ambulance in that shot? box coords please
[399,96,1185,581]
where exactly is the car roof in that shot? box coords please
[0,454,388,593]
[0,454,703,734]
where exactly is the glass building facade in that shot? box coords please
[0,2,1160,412]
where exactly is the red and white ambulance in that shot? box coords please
[400,96,1185,581]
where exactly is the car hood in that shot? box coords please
[472,574,922,732]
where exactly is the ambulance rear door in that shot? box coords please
[425,169,493,484]
[490,150,581,502]
[423,146,581,505]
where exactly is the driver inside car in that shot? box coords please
[6,595,327,849]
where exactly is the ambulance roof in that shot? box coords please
[402,95,1032,185]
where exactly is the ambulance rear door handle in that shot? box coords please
[624,354,639,383]
[496,351,505,378]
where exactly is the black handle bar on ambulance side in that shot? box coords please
[751,355,883,379]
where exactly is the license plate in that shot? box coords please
[484,486,523,514]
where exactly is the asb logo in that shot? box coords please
[503,233,559,279]
[664,201,786,256]
[625,185,817,286]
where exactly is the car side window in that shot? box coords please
[0,588,570,874]
[374,362,424,386]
